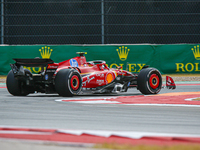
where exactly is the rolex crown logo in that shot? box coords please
[191,45,200,60]
[39,46,53,59]
[116,46,130,61]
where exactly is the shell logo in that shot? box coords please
[106,72,115,84]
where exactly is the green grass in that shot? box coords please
[94,143,200,150]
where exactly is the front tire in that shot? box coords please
[55,69,82,97]
[137,68,162,95]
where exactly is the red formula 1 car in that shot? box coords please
[6,52,176,96]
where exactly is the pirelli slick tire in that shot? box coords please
[137,68,162,95]
[55,69,82,97]
[6,69,31,96]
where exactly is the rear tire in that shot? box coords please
[55,69,82,97]
[6,69,31,96]
[137,68,162,95]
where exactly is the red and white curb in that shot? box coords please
[0,127,200,145]
[55,92,200,107]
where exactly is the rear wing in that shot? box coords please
[13,58,54,67]
[10,58,54,76]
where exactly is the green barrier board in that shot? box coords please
[0,44,200,75]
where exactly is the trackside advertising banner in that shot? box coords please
[0,44,200,75]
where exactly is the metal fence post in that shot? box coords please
[1,0,4,44]
[101,0,104,44]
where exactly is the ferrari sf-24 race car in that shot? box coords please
[6,52,176,96]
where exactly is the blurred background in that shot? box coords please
[1,0,199,45]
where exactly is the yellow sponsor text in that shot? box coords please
[176,63,200,72]
[109,63,146,72]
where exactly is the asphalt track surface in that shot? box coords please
[0,82,200,135]
[1,81,200,150]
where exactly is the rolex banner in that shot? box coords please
[0,44,200,75]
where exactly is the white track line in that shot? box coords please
[123,104,200,107]
[55,98,200,107]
